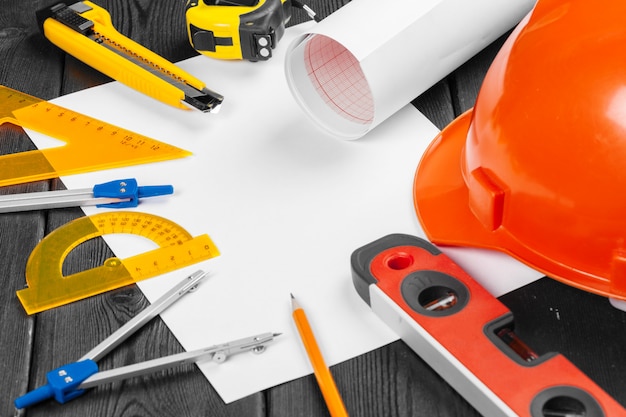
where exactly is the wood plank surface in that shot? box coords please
[2,1,625,417]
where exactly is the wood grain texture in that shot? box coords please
[268,341,481,417]
[0,2,60,415]
[500,278,626,408]
[0,1,487,415]
[11,1,269,415]
[4,1,624,416]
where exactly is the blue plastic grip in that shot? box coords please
[14,385,53,409]
[14,360,99,409]
[138,184,175,198]
[92,178,174,208]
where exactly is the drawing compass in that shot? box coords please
[0,178,173,213]
[14,270,281,409]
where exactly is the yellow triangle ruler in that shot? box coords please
[0,84,191,187]
[17,211,220,314]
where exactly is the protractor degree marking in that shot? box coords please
[17,211,219,314]
[91,212,194,245]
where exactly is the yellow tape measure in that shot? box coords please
[17,211,220,314]
[0,84,191,187]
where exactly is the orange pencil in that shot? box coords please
[290,294,349,417]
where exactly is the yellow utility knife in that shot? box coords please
[37,1,224,113]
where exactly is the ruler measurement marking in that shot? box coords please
[17,212,219,314]
[0,84,191,187]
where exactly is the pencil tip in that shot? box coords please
[290,292,294,299]
[290,294,301,310]
[273,332,282,337]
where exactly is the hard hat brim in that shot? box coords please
[414,110,626,302]
[414,109,500,251]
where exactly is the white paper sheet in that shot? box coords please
[25,22,542,403]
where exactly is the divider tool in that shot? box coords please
[351,234,626,417]
[14,270,281,409]
[0,84,191,187]
[17,211,220,314]
[0,178,172,213]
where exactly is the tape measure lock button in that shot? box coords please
[189,24,234,53]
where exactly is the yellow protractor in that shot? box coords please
[17,211,220,314]
[0,84,191,187]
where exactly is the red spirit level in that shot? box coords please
[351,234,625,417]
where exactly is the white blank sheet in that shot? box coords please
[25,22,542,403]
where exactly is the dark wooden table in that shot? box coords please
[2,1,625,416]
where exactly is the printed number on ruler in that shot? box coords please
[17,211,219,314]
[0,84,191,187]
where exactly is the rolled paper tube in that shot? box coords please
[285,0,537,140]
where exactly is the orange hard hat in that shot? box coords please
[414,0,626,300]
